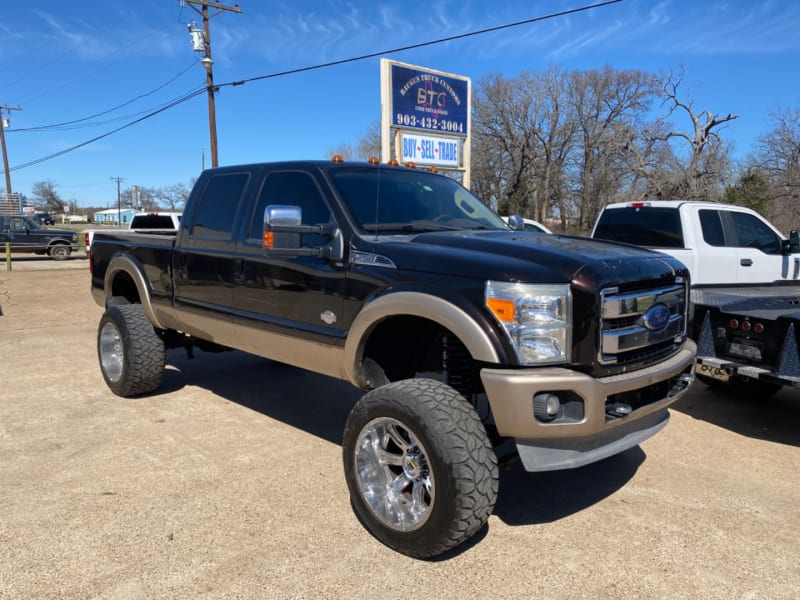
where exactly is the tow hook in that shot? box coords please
[606,402,632,418]
[668,373,695,397]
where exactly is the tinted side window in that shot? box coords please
[730,211,781,254]
[699,209,725,246]
[191,173,249,238]
[250,171,332,246]
[594,207,684,248]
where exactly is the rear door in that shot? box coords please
[688,207,741,284]
[171,170,252,345]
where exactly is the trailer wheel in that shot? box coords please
[342,379,498,558]
[97,304,165,397]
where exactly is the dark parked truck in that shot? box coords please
[1,215,77,259]
[90,159,696,557]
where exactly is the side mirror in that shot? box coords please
[264,205,302,249]
[782,230,800,255]
[262,204,343,261]
[507,215,525,231]
[790,230,800,253]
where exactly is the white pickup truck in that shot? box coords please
[84,212,181,254]
[592,200,800,397]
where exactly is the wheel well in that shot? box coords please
[108,270,141,304]
[362,315,484,399]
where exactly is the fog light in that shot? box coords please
[533,393,561,422]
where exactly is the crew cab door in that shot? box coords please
[726,210,799,282]
[232,168,348,347]
[698,207,796,284]
[171,170,251,346]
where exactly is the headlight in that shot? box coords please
[485,281,571,365]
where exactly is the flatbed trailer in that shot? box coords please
[693,285,800,395]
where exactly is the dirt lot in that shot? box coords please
[1,263,798,599]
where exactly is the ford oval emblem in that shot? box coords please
[643,304,671,332]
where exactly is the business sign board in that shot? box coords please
[383,61,470,136]
[400,132,460,168]
[380,59,472,187]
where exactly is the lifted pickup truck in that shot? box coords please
[592,200,800,397]
[0,215,77,259]
[90,159,696,557]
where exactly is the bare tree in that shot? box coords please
[329,120,382,161]
[751,106,800,230]
[31,179,65,213]
[159,182,193,210]
[473,71,543,217]
[473,67,576,226]
[655,68,738,200]
[568,66,661,232]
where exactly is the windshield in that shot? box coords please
[329,166,507,234]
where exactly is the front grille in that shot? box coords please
[599,279,688,368]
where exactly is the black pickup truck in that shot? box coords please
[90,159,696,558]
[0,215,77,259]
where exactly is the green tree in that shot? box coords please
[724,167,770,213]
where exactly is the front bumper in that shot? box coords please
[480,340,696,472]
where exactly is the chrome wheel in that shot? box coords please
[99,321,124,383]
[354,417,435,532]
[343,379,498,557]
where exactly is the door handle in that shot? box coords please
[740,258,753,267]
[234,258,245,284]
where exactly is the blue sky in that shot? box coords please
[1,0,799,208]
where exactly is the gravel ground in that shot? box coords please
[1,266,798,599]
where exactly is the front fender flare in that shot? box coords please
[343,291,500,386]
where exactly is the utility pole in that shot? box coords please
[0,105,22,200]
[183,1,243,169]
[110,176,125,225]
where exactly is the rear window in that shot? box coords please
[594,207,684,248]
[130,214,179,229]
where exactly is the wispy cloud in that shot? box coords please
[238,0,800,70]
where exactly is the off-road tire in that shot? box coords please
[342,378,498,558]
[97,304,165,397]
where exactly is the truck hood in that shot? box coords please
[359,230,687,288]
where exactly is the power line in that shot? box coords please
[12,59,202,133]
[2,0,623,175]
[219,0,624,89]
[7,89,206,172]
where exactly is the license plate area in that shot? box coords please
[726,340,763,362]
[697,362,730,383]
